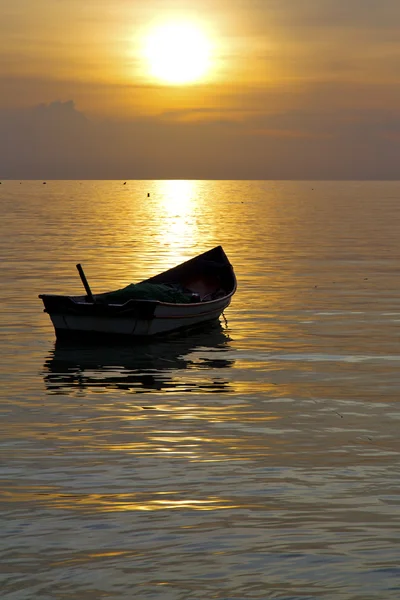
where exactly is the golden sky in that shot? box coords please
[1,0,399,116]
[0,0,399,177]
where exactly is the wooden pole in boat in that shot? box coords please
[76,264,95,303]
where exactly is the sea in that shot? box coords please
[1,180,399,600]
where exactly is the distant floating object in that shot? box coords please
[147,192,150,197]
[123,182,126,185]
[43,182,47,184]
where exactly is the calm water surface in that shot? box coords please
[1,180,399,599]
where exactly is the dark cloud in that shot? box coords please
[0,99,399,179]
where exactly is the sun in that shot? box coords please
[143,22,212,85]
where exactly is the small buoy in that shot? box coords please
[43,181,46,184]
[147,192,150,197]
[123,181,126,185]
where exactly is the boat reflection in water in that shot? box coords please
[42,324,234,395]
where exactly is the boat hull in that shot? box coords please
[49,296,231,340]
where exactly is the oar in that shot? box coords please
[76,263,95,303]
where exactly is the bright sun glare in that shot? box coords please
[144,22,212,85]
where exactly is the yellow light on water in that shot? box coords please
[153,180,200,267]
[160,179,196,214]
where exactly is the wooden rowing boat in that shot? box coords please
[39,246,236,340]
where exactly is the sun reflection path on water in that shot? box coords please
[127,180,219,278]
[158,180,196,215]
[152,180,200,269]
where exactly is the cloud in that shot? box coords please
[250,0,400,30]
[0,99,399,179]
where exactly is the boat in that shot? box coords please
[39,246,236,341]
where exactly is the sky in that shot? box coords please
[0,0,399,179]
